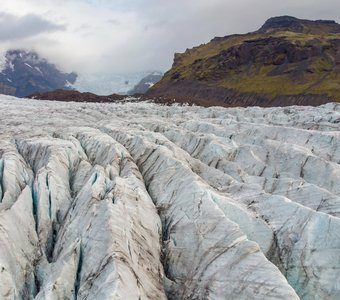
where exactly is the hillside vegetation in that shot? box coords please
[149,16,340,106]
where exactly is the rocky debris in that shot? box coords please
[0,50,77,97]
[0,95,339,299]
[147,80,334,107]
[29,89,126,102]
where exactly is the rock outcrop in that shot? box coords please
[0,95,339,299]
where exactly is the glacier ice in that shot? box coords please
[0,95,339,299]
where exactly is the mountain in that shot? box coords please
[148,16,340,107]
[0,50,77,97]
[128,71,163,95]
[0,95,340,299]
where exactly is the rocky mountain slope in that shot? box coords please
[0,50,77,97]
[0,95,339,299]
[128,72,163,95]
[148,16,340,107]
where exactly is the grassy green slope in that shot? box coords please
[153,17,340,102]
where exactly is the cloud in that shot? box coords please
[0,12,65,41]
[0,0,340,74]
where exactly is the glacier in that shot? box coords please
[0,95,339,299]
[72,72,156,95]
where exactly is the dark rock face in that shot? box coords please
[128,72,163,95]
[260,16,305,32]
[195,37,335,82]
[0,50,77,97]
[209,38,307,67]
[259,16,340,34]
[29,89,125,102]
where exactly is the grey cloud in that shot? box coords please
[0,12,65,41]
[3,0,340,74]
[107,19,121,26]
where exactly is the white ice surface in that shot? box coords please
[0,95,339,299]
[72,72,152,95]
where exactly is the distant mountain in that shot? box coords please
[0,50,77,97]
[128,72,163,95]
[148,16,340,107]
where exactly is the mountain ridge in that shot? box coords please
[0,49,77,97]
[128,71,163,95]
[148,16,340,107]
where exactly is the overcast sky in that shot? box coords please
[0,0,339,74]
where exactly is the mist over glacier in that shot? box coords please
[0,96,339,299]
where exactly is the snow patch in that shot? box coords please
[34,66,43,75]
[8,61,14,72]
[145,82,155,88]
[65,80,72,88]
[0,53,7,72]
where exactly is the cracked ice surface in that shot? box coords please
[0,95,339,300]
